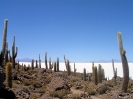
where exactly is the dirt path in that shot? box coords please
[70,88,100,99]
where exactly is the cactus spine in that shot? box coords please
[56,57,59,72]
[83,68,86,81]
[6,62,12,88]
[117,32,129,92]
[12,36,18,69]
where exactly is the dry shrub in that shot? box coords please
[70,77,79,83]
[32,81,42,88]
[22,86,29,93]
[96,85,110,94]
[49,89,71,98]
[38,85,46,93]
[30,93,37,99]
[23,79,32,86]
[86,88,96,95]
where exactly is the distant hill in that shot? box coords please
[15,58,133,63]
[16,58,32,62]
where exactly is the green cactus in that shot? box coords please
[66,59,70,76]
[117,32,129,92]
[31,59,34,70]
[39,54,41,68]
[56,57,59,72]
[94,66,98,85]
[98,64,102,83]
[92,62,95,82]
[45,52,48,69]
[6,62,12,88]
[36,60,38,68]
[54,62,56,72]
[112,59,117,86]
[2,19,8,59]
[12,36,18,69]
[101,68,105,80]
[83,68,86,81]
[5,42,9,63]
[74,63,77,76]
[49,57,51,69]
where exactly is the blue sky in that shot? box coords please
[0,0,133,62]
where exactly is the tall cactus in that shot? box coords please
[66,59,70,76]
[45,52,48,69]
[49,57,51,69]
[1,19,8,67]
[39,54,41,68]
[12,36,18,69]
[101,68,105,80]
[117,32,129,92]
[31,59,34,70]
[83,68,86,81]
[54,62,56,72]
[74,63,77,76]
[6,62,12,88]
[36,60,38,68]
[94,66,98,85]
[5,42,9,63]
[64,55,67,66]
[98,64,102,83]
[112,59,117,86]
[92,62,95,82]
[56,57,59,72]
[2,19,8,58]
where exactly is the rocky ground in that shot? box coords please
[1,64,133,99]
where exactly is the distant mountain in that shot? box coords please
[16,58,32,62]
[15,58,133,63]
